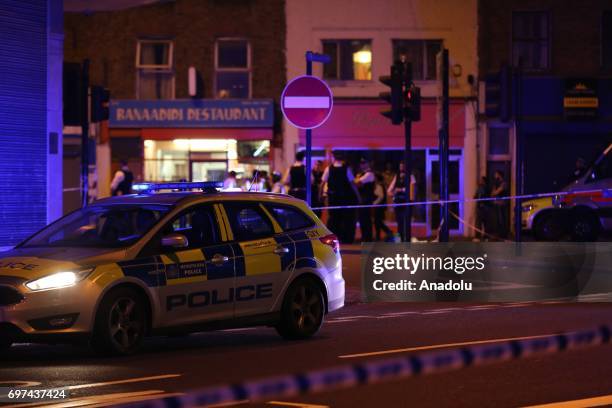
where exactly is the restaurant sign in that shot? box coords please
[563,79,598,120]
[109,99,274,128]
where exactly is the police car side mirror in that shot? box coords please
[161,233,189,249]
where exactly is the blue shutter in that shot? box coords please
[0,0,48,246]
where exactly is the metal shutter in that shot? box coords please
[0,0,48,246]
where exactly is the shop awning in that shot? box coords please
[298,99,466,149]
[125,127,274,141]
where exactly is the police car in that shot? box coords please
[0,182,344,355]
[522,143,612,241]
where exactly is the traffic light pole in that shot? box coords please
[439,49,450,242]
[81,59,90,208]
[403,118,412,243]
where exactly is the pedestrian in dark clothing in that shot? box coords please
[282,151,308,200]
[474,176,490,240]
[387,162,416,242]
[374,173,393,241]
[322,152,360,244]
[355,158,375,242]
[110,160,134,196]
[491,170,509,239]
[311,160,324,217]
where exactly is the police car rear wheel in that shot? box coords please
[92,288,147,355]
[276,278,324,340]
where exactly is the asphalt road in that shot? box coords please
[1,252,612,408]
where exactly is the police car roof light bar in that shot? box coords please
[133,181,223,194]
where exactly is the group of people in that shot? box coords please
[239,151,415,244]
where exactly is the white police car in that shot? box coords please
[0,182,344,355]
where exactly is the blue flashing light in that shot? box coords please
[133,181,224,193]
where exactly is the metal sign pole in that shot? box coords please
[81,59,90,208]
[305,53,313,206]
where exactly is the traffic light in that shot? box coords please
[405,85,421,121]
[91,85,110,122]
[379,62,404,125]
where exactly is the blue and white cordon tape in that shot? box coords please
[116,324,611,408]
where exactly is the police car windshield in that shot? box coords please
[20,205,171,248]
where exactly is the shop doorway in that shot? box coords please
[190,160,228,182]
[426,149,463,236]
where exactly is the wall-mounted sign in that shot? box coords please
[563,79,598,120]
[109,99,274,128]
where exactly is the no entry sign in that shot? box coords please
[281,75,333,129]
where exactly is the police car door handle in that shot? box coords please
[211,254,229,265]
[273,245,290,255]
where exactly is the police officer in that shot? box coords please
[110,159,134,196]
[322,152,361,244]
[283,151,308,200]
[355,158,375,242]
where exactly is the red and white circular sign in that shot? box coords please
[281,75,333,129]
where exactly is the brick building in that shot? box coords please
[479,0,612,201]
[64,0,286,198]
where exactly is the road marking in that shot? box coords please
[207,400,250,407]
[522,394,612,407]
[267,401,330,408]
[338,333,557,359]
[66,373,181,390]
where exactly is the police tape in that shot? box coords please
[116,324,611,408]
[311,187,608,211]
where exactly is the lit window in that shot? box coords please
[136,39,174,99]
[392,39,442,80]
[322,39,372,81]
[215,39,250,98]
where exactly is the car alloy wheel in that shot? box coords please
[109,297,144,352]
[276,278,324,340]
[92,287,147,355]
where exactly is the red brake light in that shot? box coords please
[320,234,339,253]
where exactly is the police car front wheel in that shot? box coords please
[276,278,325,340]
[91,287,148,355]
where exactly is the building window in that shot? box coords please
[392,40,442,81]
[512,11,550,70]
[136,39,174,99]
[488,127,510,156]
[322,39,372,81]
[603,11,612,69]
[215,39,250,98]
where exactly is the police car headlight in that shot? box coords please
[26,268,94,291]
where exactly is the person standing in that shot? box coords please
[322,151,360,244]
[223,170,238,190]
[271,171,286,194]
[355,158,375,242]
[387,162,416,242]
[311,160,324,217]
[282,151,308,200]
[491,170,508,239]
[110,160,133,196]
[373,172,393,241]
[474,176,490,241]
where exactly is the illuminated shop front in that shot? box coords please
[299,99,469,237]
[109,99,273,184]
